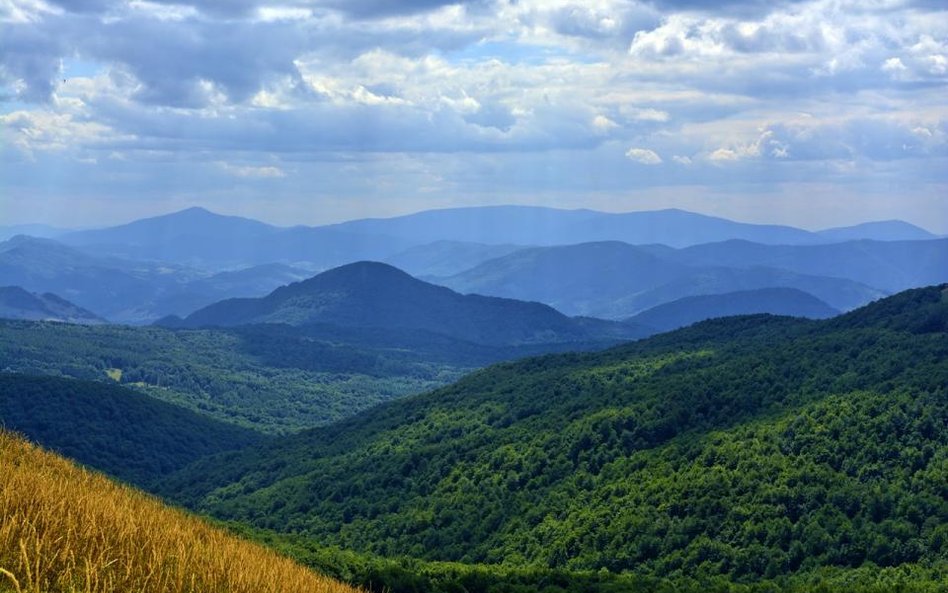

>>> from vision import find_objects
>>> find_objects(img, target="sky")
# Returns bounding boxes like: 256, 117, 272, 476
1, 0, 947, 232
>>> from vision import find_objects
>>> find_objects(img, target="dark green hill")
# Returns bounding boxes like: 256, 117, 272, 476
157, 286, 948, 590
0, 373, 265, 486
627, 287, 839, 332
176, 261, 647, 346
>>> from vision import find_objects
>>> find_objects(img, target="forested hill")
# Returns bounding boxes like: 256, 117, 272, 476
172, 261, 647, 346
0, 373, 265, 486
158, 285, 948, 589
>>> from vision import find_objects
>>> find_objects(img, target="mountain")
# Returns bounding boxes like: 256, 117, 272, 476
0, 223, 66, 241
384, 240, 526, 278
436, 241, 885, 318
0, 236, 319, 323
817, 220, 937, 242
157, 285, 948, 591
60, 206, 411, 270
0, 429, 358, 593
53, 207, 939, 274
626, 287, 839, 332
0, 373, 265, 486
672, 238, 948, 294
174, 261, 648, 346
326, 206, 820, 247
149, 263, 313, 318
0, 286, 105, 323
0, 235, 182, 322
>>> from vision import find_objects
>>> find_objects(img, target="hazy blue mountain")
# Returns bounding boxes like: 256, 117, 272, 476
0, 235, 322, 323
384, 240, 525, 278
0, 224, 67, 241
325, 206, 821, 247
438, 242, 691, 317
45, 206, 942, 272
0, 286, 106, 324
627, 287, 839, 332
436, 242, 884, 318
0, 235, 184, 322
618, 266, 885, 316
816, 220, 936, 242
60, 207, 411, 270
150, 263, 313, 318
672, 238, 948, 293
174, 261, 648, 346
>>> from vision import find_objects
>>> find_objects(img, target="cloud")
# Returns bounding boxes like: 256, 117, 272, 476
2, 0, 947, 232
625, 147, 663, 164
219, 162, 286, 178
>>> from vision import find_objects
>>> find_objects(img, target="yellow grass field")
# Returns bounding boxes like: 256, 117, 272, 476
0, 430, 360, 593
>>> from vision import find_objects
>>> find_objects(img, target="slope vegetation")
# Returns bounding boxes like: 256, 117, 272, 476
0, 373, 265, 486
159, 286, 948, 590
0, 320, 463, 434
0, 430, 359, 593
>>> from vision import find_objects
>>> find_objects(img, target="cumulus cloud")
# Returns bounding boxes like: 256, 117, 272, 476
625, 147, 663, 164
218, 162, 286, 178
2, 0, 947, 230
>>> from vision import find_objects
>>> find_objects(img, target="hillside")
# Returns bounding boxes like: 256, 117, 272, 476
157, 286, 948, 591
0, 286, 105, 323
0, 320, 465, 434
627, 288, 839, 332
0, 373, 265, 486
437, 241, 885, 317
175, 261, 647, 346
0, 430, 359, 593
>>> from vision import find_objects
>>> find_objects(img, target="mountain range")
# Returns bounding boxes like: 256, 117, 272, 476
41, 206, 941, 271
2, 206, 945, 329
165, 261, 649, 347
433, 241, 892, 318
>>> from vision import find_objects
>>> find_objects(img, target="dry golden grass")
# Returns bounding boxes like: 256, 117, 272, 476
0, 430, 361, 593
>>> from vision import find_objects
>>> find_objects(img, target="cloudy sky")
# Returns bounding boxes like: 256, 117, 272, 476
2, 0, 946, 231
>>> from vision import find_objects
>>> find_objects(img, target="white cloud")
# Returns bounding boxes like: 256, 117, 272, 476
625, 147, 663, 164
218, 162, 286, 178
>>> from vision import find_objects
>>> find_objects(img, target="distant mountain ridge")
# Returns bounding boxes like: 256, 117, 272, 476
323, 205, 937, 248
0, 286, 105, 324
0, 235, 314, 323
169, 261, 649, 346
45, 206, 940, 272
627, 287, 839, 332
435, 241, 889, 318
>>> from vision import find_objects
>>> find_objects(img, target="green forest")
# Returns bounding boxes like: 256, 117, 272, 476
0, 286, 945, 592
155, 286, 948, 592
0, 321, 467, 433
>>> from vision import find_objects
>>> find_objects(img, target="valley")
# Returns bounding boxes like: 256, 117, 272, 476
0, 206, 945, 593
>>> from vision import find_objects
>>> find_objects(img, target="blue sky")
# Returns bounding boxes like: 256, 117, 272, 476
1, 0, 946, 231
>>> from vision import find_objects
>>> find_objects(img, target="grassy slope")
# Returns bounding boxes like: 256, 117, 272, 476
157, 287, 948, 589
0, 430, 360, 593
